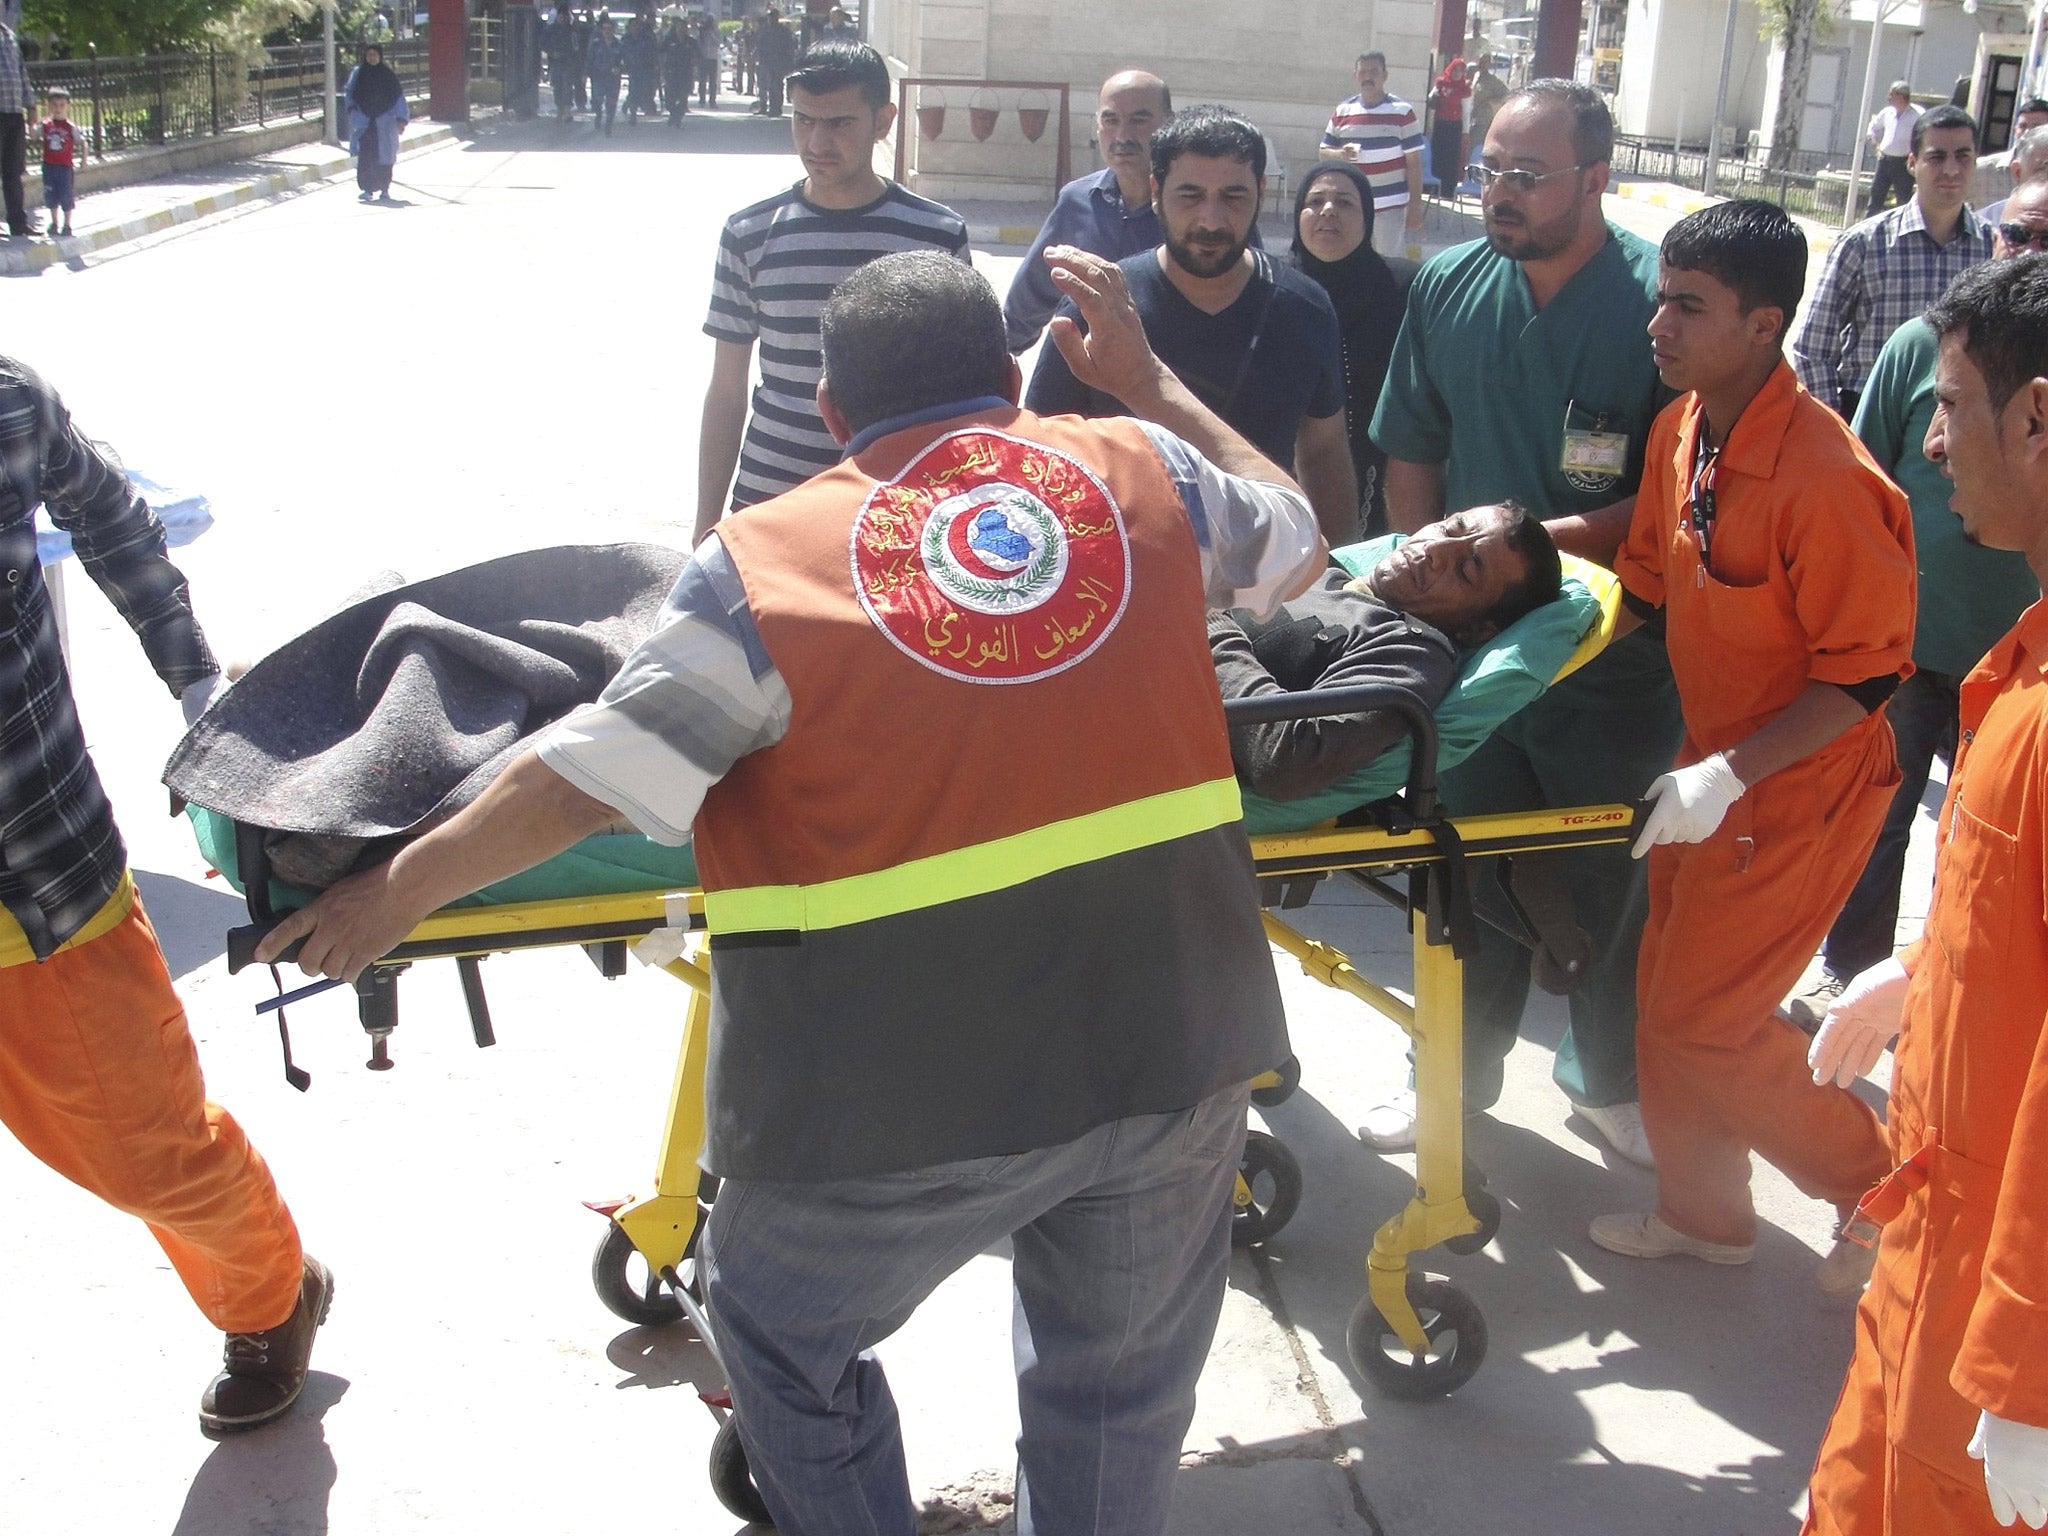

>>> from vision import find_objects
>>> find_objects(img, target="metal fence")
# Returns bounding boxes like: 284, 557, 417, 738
1612, 134, 1858, 224
21, 31, 487, 166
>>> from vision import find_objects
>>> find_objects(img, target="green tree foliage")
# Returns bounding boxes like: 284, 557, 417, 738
21, 0, 245, 54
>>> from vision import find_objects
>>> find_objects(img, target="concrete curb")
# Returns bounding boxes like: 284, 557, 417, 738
2, 121, 464, 276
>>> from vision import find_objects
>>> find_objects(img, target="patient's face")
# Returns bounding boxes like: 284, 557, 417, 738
1355, 505, 1529, 640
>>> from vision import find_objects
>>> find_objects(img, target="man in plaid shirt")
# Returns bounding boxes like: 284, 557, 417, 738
1791, 104, 1994, 418
0, 355, 330, 1434
0, 16, 33, 237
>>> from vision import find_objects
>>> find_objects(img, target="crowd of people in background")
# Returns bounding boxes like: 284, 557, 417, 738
537, 4, 860, 133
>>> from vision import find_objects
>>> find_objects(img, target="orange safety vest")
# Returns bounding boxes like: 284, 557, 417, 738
696, 406, 1287, 1181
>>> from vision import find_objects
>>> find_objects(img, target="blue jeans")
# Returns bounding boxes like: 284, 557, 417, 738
1821, 667, 1960, 981
699, 1085, 1248, 1536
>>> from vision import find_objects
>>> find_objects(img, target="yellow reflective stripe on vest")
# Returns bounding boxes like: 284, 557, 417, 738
704, 777, 1243, 936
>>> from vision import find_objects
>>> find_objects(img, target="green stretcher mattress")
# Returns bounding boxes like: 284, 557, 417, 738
186, 804, 698, 913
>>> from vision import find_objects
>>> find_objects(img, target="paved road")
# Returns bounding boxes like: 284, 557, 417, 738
0, 115, 1927, 1535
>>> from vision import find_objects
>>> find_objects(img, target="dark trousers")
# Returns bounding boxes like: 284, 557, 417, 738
762, 67, 786, 115
592, 73, 619, 130
356, 149, 393, 196
1439, 650, 1686, 1110
1820, 668, 1961, 982
698, 65, 717, 105
1866, 154, 1912, 217
1, 112, 28, 235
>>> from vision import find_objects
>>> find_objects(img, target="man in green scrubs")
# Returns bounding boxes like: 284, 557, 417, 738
1782, 181, 2045, 1030
1366, 79, 1682, 1165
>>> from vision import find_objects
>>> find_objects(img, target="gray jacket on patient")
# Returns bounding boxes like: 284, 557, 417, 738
1209, 566, 1458, 803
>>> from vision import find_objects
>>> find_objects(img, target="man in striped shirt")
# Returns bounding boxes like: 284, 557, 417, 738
695, 42, 969, 542
1318, 51, 1425, 258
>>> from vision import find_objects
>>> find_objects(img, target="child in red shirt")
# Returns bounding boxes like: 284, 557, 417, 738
39, 88, 80, 238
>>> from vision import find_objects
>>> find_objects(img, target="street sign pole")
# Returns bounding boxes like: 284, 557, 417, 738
324, 1, 340, 145
1702, 0, 1741, 196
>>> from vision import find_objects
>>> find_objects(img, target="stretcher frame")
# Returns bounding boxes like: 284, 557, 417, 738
222, 687, 1643, 1410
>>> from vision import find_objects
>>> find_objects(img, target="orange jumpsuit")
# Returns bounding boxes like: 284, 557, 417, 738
1614, 361, 1913, 1246
1805, 601, 2048, 1535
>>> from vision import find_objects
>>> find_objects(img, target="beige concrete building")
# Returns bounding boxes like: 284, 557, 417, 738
867, 0, 1442, 203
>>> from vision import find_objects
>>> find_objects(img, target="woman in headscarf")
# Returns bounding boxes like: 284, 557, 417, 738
343, 44, 408, 204
1290, 161, 1411, 539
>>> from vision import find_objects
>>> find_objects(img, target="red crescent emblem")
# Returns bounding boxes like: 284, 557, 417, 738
851, 429, 1133, 685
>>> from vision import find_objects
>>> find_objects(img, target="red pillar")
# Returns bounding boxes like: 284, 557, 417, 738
430, 0, 468, 121
1532, 0, 1585, 79
1433, 0, 1470, 72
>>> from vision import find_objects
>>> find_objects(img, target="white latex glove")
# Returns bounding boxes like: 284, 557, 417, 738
1631, 752, 1744, 859
1971, 1411, 2048, 1529
1809, 956, 1909, 1087
179, 671, 227, 728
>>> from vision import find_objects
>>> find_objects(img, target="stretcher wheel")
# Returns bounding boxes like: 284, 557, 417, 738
592, 1219, 698, 1326
1249, 1053, 1302, 1108
710, 1416, 772, 1524
1348, 1273, 1487, 1399
1442, 1188, 1503, 1256
1231, 1130, 1303, 1248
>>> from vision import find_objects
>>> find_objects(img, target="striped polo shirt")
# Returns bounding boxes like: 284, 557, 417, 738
1319, 93, 1424, 212
703, 181, 971, 511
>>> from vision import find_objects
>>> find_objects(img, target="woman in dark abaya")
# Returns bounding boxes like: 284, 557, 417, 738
1290, 160, 1412, 540
343, 44, 408, 203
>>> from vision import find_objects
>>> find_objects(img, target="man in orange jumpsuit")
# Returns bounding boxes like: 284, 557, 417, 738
1586, 200, 1914, 1291
1802, 253, 2048, 1533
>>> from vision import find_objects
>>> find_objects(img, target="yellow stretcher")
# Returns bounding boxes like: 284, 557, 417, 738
224, 775, 1641, 1519
216, 566, 1638, 1522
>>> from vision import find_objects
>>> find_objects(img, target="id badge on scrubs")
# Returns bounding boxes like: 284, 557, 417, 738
1561, 429, 1629, 480
1560, 399, 1630, 494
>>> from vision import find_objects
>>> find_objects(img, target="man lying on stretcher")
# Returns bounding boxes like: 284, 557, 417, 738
1212, 500, 1563, 801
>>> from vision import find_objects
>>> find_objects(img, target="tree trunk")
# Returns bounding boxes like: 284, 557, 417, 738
1769, 0, 1819, 171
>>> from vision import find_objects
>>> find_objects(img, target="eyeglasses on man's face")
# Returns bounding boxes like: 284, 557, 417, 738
1473, 163, 1584, 194
1997, 220, 2048, 251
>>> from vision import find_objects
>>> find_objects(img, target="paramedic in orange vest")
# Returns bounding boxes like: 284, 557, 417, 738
256, 246, 1325, 1536
1584, 201, 1914, 1293
1802, 253, 2048, 1535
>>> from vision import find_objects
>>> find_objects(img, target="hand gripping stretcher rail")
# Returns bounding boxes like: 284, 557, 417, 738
210, 654, 1644, 1524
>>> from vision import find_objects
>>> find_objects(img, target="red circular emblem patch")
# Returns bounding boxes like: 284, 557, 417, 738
850, 429, 1133, 684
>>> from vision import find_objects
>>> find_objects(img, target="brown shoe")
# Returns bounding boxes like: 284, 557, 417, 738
199, 1256, 334, 1433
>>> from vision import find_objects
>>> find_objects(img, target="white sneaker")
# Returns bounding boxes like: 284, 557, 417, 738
1356, 1089, 1418, 1152
1588, 1212, 1754, 1265
1578, 1101, 1655, 1168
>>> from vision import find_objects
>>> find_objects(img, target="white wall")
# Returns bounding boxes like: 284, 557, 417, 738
1613, 0, 1770, 144
877, 0, 1446, 203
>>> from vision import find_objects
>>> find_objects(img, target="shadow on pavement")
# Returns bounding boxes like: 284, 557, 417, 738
606, 1322, 722, 1394
467, 109, 798, 156
1249, 1080, 1846, 1534
136, 868, 251, 980
173, 1373, 347, 1536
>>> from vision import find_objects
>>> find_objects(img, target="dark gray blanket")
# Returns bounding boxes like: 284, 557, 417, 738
163, 542, 688, 888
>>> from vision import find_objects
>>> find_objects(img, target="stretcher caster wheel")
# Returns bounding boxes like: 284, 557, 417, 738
1231, 1129, 1303, 1248
592, 1220, 697, 1326
1348, 1273, 1487, 1399
1442, 1188, 1503, 1256
1249, 1053, 1302, 1108
710, 1416, 773, 1525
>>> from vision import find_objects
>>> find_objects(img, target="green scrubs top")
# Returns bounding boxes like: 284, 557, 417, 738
1370, 223, 1672, 705
1853, 317, 2039, 679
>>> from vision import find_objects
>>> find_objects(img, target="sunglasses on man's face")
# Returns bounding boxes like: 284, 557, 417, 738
1998, 221, 2048, 251
1472, 163, 1583, 194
